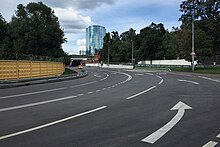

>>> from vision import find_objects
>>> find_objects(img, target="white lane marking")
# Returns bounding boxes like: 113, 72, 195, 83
102, 88, 106, 90
87, 92, 93, 94
156, 75, 164, 85
177, 79, 199, 85
0, 106, 107, 140
94, 74, 101, 78
0, 95, 77, 112
96, 90, 101, 92
70, 81, 97, 88
198, 76, 220, 83
100, 73, 109, 81
0, 87, 67, 100
77, 94, 84, 96
142, 101, 192, 144
126, 86, 156, 100
145, 73, 154, 76
135, 74, 144, 76
0, 81, 97, 100
217, 134, 220, 138
158, 79, 164, 85
202, 141, 218, 147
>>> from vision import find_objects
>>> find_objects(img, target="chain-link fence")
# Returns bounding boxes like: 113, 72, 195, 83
0, 52, 64, 62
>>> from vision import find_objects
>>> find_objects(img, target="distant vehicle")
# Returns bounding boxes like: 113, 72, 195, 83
78, 65, 83, 69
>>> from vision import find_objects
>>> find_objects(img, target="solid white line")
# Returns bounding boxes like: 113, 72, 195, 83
0, 95, 77, 112
70, 81, 97, 88
177, 79, 199, 85
0, 81, 97, 100
100, 73, 109, 81
158, 79, 164, 85
156, 76, 163, 85
0, 106, 107, 140
217, 133, 220, 138
198, 76, 220, 83
0, 87, 67, 100
126, 86, 156, 100
202, 141, 218, 147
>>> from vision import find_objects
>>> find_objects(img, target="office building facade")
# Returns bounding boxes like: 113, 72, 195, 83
86, 25, 106, 55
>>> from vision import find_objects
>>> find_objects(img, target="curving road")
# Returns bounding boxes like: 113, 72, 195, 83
0, 67, 220, 147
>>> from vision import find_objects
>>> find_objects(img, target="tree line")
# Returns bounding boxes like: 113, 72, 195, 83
0, 2, 68, 63
100, 0, 219, 65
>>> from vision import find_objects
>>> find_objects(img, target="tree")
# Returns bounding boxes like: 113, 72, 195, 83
136, 23, 166, 63
180, 0, 220, 64
8, 2, 66, 58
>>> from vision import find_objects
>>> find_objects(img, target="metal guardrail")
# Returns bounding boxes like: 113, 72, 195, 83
0, 60, 65, 80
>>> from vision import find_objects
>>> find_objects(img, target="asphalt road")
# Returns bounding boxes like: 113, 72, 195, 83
0, 67, 220, 147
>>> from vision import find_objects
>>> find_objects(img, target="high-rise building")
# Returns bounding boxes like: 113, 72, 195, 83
86, 25, 106, 55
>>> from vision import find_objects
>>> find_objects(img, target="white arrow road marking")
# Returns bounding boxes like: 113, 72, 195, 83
141, 101, 192, 144
0, 106, 107, 140
177, 79, 199, 85
202, 141, 218, 147
217, 134, 220, 138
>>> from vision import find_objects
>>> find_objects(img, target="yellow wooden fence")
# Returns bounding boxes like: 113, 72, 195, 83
0, 60, 65, 80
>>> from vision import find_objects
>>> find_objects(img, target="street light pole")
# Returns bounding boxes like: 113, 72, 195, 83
107, 39, 110, 66
131, 39, 134, 66
191, 1, 195, 71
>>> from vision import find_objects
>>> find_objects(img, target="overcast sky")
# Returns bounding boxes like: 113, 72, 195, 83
0, 0, 182, 55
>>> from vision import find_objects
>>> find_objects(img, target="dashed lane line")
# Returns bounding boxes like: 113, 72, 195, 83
177, 79, 199, 85
126, 86, 157, 100
0, 81, 97, 100
202, 133, 220, 147
0, 106, 107, 140
0, 71, 132, 112
202, 141, 218, 147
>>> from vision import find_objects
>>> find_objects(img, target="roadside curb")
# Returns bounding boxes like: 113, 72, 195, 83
0, 72, 87, 89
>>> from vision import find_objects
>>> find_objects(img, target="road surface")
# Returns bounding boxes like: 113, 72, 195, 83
0, 67, 220, 147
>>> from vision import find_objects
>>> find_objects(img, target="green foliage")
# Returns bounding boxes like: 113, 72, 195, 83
63, 68, 77, 75
179, 0, 220, 63
0, 2, 66, 60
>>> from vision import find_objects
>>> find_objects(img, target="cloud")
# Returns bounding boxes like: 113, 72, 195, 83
76, 39, 86, 46
33, 0, 116, 10
54, 8, 93, 33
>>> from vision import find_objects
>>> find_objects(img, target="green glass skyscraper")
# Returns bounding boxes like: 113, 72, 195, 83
86, 25, 106, 55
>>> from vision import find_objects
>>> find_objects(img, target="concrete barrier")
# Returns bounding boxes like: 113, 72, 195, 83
86, 63, 133, 69
138, 59, 197, 66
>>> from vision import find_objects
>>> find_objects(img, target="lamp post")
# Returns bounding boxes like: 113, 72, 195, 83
191, 0, 195, 71
107, 39, 110, 66
131, 39, 134, 66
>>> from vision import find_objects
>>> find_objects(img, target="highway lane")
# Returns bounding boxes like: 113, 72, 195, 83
0, 68, 220, 147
